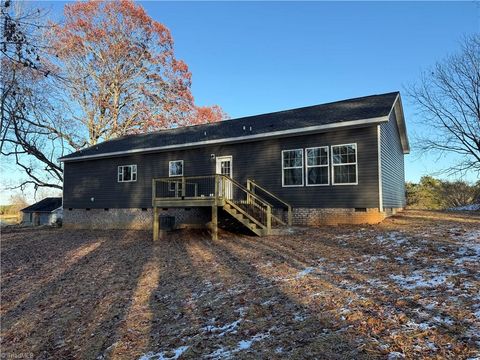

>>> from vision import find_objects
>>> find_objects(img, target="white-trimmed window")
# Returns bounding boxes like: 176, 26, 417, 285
282, 149, 304, 187
332, 143, 357, 185
118, 165, 137, 182
306, 146, 329, 186
169, 160, 183, 177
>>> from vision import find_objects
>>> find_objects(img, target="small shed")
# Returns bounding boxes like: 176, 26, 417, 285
21, 197, 63, 226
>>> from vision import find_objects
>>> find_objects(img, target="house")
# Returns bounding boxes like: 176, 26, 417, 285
59, 92, 409, 239
21, 197, 63, 226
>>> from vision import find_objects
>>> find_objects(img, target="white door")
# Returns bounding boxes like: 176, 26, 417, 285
216, 156, 233, 198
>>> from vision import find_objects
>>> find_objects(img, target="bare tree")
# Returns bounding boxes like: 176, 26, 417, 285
8, 192, 28, 213
1, 1, 65, 192
440, 180, 479, 208
407, 34, 480, 176
1, 63, 65, 190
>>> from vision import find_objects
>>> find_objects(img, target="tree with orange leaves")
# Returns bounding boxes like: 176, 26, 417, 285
1, 0, 226, 193
50, 0, 226, 146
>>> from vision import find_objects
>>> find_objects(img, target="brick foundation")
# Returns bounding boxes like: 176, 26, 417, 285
64, 207, 403, 230
63, 208, 210, 230
292, 208, 394, 226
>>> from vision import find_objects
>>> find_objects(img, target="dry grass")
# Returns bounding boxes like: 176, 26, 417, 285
1, 210, 479, 359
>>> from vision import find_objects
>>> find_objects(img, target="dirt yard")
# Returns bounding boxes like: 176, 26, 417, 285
1, 210, 479, 359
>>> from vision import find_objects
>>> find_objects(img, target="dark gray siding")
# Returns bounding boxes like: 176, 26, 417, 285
63, 127, 380, 209
380, 111, 406, 208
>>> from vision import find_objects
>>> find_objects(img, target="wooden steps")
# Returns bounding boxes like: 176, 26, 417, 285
222, 202, 265, 236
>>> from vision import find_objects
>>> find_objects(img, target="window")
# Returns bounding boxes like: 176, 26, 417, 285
282, 149, 304, 187
332, 143, 357, 185
118, 165, 137, 182
306, 147, 329, 186
169, 160, 183, 177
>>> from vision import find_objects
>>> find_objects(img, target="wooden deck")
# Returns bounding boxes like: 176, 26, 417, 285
151, 175, 292, 240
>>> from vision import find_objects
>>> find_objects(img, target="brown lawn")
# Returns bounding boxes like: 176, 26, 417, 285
1, 210, 479, 359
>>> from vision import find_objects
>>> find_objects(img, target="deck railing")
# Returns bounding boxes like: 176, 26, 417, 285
153, 175, 218, 200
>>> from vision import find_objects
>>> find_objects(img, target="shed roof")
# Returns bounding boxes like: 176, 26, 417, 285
60, 91, 407, 162
21, 197, 62, 213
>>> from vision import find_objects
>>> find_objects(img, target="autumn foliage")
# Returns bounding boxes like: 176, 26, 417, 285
50, 0, 225, 144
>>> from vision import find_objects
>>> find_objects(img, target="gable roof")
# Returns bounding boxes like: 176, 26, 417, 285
21, 197, 62, 213
60, 91, 408, 162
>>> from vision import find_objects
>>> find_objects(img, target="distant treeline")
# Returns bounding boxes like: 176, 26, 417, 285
406, 176, 480, 210
0, 195, 28, 215
0, 205, 15, 215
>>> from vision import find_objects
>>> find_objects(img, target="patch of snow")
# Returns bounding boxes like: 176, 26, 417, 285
422, 302, 437, 311
405, 320, 434, 331
294, 312, 307, 321
425, 341, 438, 351
448, 203, 480, 211
405, 248, 420, 258
139, 346, 189, 360
207, 332, 270, 359
238, 333, 269, 350
474, 310, 480, 319
375, 232, 409, 248
362, 255, 389, 262
296, 267, 315, 278
451, 231, 480, 265
432, 315, 454, 326
387, 351, 405, 359
389, 266, 465, 290
203, 319, 241, 336
454, 230, 480, 243
261, 299, 274, 306
235, 306, 247, 317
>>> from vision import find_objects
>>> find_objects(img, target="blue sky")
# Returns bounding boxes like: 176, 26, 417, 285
1, 1, 478, 203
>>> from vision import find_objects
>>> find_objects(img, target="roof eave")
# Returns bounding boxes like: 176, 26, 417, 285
59, 116, 389, 163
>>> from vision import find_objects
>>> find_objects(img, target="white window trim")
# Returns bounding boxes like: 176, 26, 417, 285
305, 146, 330, 186
331, 143, 358, 186
169, 160, 184, 177
281, 149, 304, 187
117, 164, 137, 183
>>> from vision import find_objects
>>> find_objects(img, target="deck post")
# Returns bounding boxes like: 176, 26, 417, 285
266, 205, 272, 235
287, 206, 293, 226
152, 179, 159, 241
153, 206, 159, 241
211, 205, 218, 241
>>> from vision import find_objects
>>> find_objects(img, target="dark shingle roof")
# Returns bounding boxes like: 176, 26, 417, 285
21, 197, 62, 213
60, 92, 399, 161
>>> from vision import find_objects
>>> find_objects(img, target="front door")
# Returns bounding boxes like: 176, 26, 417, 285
216, 156, 233, 198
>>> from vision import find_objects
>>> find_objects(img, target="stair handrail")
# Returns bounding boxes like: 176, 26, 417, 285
217, 175, 274, 208
218, 174, 272, 234
246, 179, 292, 226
